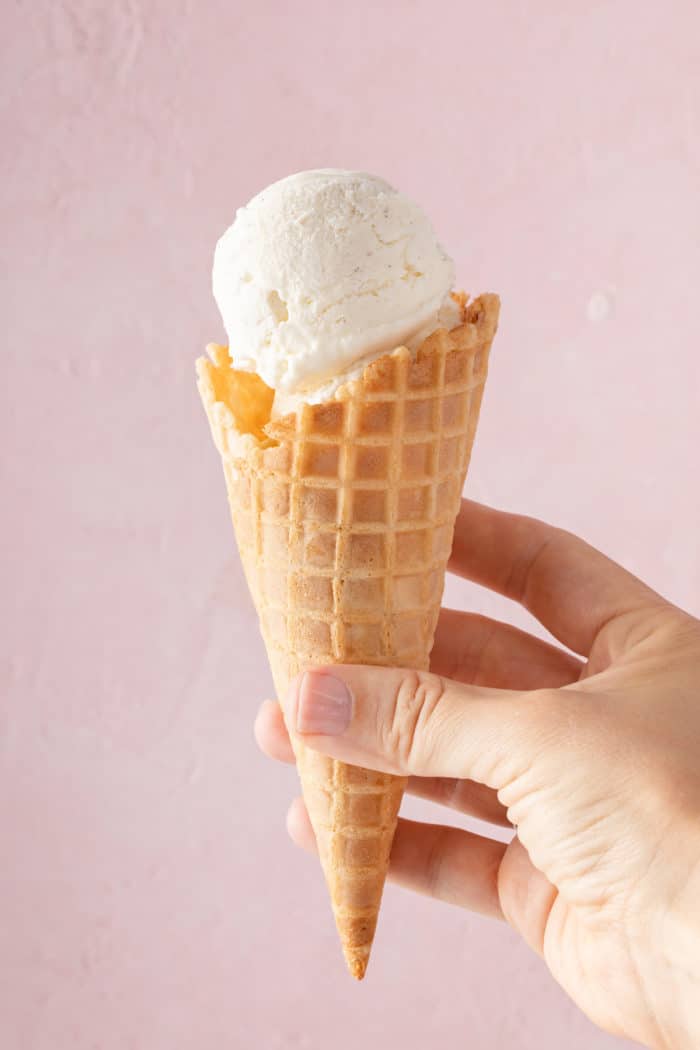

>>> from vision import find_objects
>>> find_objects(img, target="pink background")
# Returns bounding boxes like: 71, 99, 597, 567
3, 2, 699, 1048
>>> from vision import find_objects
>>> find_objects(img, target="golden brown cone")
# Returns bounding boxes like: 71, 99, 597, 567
197, 293, 500, 979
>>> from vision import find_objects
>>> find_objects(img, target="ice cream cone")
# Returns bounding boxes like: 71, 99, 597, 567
197, 292, 499, 978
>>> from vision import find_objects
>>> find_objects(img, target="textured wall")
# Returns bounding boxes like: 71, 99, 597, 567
3, 2, 699, 1048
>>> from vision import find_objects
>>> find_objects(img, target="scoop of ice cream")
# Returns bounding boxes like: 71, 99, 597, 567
212, 169, 456, 396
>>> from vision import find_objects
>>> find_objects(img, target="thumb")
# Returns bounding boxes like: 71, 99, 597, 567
284, 666, 562, 791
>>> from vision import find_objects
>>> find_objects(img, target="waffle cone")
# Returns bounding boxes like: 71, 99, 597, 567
197, 293, 500, 979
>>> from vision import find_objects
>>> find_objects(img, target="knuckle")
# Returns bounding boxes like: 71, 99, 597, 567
527, 689, 585, 758
520, 687, 567, 733
488, 688, 569, 791
383, 670, 447, 772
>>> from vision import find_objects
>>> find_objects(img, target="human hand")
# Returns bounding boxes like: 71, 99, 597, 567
255, 500, 700, 1050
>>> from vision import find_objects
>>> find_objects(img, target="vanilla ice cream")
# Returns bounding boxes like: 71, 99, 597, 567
212, 169, 459, 413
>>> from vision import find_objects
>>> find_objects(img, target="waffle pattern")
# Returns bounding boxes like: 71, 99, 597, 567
197, 293, 499, 979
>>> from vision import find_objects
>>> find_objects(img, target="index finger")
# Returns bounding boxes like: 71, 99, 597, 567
449, 500, 660, 655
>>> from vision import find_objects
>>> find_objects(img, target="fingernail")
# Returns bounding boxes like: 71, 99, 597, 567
293, 671, 352, 735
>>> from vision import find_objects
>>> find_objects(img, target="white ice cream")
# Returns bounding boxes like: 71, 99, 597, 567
212, 169, 458, 412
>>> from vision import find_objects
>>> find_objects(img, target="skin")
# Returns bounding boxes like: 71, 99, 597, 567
255, 500, 700, 1049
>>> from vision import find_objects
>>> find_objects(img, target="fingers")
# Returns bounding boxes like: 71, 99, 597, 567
256, 699, 510, 825
497, 836, 558, 957
448, 500, 660, 655
288, 796, 557, 954
257, 608, 581, 764
254, 699, 295, 763
257, 602, 581, 781
286, 796, 506, 919
407, 776, 511, 827
284, 666, 560, 788
431, 608, 581, 689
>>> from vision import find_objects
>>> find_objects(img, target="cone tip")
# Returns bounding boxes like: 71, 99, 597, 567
345, 950, 369, 981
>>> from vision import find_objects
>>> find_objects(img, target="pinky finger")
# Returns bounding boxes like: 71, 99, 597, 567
286, 797, 506, 920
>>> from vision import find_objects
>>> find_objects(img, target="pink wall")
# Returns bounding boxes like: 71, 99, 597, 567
3, 2, 699, 1048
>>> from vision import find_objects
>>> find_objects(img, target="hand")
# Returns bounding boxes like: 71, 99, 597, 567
255, 500, 700, 1050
